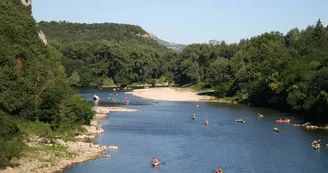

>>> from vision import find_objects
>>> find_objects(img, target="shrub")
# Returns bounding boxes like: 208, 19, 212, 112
0, 113, 24, 168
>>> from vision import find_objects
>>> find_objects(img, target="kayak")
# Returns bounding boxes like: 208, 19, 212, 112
276, 119, 290, 123
235, 119, 245, 123
273, 128, 280, 132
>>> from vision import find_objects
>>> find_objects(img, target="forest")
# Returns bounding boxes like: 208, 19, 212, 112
39, 19, 328, 123
0, 0, 93, 167
1, 0, 328, 169
175, 20, 328, 123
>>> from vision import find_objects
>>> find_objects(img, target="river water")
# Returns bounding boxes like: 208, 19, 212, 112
65, 88, 328, 173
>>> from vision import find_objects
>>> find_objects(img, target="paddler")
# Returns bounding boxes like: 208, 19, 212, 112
205, 120, 209, 125
312, 139, 321, 145
152, 156, 160, 164
215, 168, 223, 173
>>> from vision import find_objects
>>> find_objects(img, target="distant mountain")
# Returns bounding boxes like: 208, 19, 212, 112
147, 33, 187, 52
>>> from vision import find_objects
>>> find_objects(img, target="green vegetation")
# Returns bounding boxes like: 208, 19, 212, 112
38, 21, 177, 87
0, 0, 93, 168
1, 0, 328, 169
39, 18, 328, 123
175, 20, 328, 122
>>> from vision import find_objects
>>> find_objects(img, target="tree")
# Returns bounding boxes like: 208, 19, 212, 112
68, 71, 80, 86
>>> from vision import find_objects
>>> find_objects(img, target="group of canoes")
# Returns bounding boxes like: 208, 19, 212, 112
192, 105, 210, 125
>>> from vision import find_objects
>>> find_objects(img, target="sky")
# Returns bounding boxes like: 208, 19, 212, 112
32, 0, 328, 45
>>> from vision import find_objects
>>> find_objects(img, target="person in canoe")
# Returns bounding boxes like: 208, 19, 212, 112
215, 167, 223, 173
312, 143, 321, 149
192, 113, 196, 119
312, 139, 321, 145
151, 156, 161, 166
273, 127, 280, 132
258, 113, 264, 118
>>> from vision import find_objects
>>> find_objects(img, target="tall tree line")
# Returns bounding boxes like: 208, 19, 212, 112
0, 0, 93, 167
175, 20, 328, 122
39, 20, 328, 122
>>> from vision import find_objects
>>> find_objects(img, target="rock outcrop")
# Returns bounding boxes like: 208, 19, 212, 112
38, 30, 48, 46
21, 0, 31, 6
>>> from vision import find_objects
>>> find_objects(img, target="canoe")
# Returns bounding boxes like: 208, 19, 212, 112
274, 128, 280, 132
235, 119, 245, 123
312, 145, 321, 149
276, 119, 290, 123
151, 160, 161, 166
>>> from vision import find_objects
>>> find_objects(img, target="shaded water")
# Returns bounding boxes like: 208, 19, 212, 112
66, 88, 328, 173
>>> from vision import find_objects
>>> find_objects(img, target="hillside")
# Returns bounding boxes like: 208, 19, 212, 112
38, 21, 178, 87
0, 0, 94, 168
147, 33, 186, 52
38, 21, 167, 51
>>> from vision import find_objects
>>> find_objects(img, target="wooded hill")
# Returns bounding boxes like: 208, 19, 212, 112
38, 21, 177, 87
0, 0, 93, 167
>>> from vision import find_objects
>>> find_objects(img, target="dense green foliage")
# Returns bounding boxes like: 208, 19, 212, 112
38, 21, 176, 87
39, 19, 328, 123
175, 20, 328, 122
0, 0, 94, 168
1, 0, 328, 169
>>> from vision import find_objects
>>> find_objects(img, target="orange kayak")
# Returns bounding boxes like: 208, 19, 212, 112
276, 119, 290, 123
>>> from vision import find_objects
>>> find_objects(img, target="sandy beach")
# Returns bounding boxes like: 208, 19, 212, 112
127, 87, 211, 102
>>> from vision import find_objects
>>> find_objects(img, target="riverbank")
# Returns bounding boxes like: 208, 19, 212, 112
126, 87, 238, 104
127, 87, 213, 102
0, 106, 139, 173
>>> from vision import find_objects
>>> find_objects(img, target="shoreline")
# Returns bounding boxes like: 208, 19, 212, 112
126, 87, 238, 104
0, 106, 139, 173
126, 87, 213, 102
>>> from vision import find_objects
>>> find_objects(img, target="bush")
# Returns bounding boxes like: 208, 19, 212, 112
149, 79, 157, 87
102, 77, 115, 87
158, 76, 166, 83
58, 95, 94, 125
18, 120, 53, 138
0, 113, 24, 168
214, 83, 232, 98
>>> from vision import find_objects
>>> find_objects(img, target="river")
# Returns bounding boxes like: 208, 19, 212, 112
65, 88, 328, 173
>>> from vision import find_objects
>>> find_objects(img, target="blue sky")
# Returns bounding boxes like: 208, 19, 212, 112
32, 0, 328, 44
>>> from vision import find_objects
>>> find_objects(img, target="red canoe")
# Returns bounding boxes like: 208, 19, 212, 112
276, 119, 290, 123
151, 160, 161, 166
151, 157, 161, 166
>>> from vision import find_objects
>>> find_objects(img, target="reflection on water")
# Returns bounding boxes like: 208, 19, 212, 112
65, 88, 328, 173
